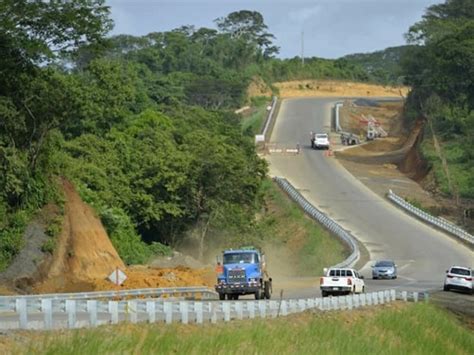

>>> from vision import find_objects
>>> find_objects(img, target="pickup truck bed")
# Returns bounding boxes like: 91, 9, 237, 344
320, 268, 365, 297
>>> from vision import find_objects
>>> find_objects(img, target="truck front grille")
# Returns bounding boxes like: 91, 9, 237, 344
228, 269, 246, 283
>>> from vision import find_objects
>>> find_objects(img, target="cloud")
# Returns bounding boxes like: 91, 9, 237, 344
288, 6, 322, 23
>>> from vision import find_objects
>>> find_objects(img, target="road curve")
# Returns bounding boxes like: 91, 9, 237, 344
267, 97, 473, 294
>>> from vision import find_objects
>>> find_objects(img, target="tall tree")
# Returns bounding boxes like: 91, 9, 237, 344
215, 10, 279, 59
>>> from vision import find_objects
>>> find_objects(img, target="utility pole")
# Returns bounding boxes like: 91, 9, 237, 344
301, 30, 305, 66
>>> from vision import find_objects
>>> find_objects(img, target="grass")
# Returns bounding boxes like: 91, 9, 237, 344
226, 179, 348, 276
241, 97, 269, 135
403, 196, 440, 217
421, 138, 474, 199
14, 303, 473, 354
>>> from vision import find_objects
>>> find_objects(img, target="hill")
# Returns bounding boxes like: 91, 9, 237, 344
342, 45, 414, 84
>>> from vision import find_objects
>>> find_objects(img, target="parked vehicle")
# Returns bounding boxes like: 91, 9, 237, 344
443, 266, 473, 294
371, 260, 397, 279
215, 247, 272, 300
320, 267, 365, 297
310, 132, 330, 149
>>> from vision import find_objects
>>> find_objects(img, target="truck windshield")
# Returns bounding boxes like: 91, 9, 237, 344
223, 253, 258, 264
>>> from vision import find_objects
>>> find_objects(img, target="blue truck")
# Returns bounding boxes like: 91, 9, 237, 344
215, 247, 272, 300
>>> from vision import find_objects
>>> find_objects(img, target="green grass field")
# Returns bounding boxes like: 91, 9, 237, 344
15, 303, 473, 354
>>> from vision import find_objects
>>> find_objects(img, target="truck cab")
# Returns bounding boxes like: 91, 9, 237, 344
215, 248, 272, 300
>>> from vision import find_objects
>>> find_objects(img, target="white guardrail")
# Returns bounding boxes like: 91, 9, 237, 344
0, 286, 216, 304
0, 290, 426, 330
387, 190, 474, 245
262, 96, 278, 140
274, 177, 360, 268
334, 102, 343, 132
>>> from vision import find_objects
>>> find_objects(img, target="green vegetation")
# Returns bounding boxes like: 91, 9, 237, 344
241, 97, 269, 136
401, 0, 474, 199
212, 179, 347, 275
0, 3, 375, 270
18, 303, 474, 354
258, 57, 370, 83
343, 45, 413, 84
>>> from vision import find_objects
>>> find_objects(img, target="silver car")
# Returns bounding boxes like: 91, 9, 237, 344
372, 260, 397, 279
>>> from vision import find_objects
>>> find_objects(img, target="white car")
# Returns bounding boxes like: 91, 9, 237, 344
311, 133, 330, 150
443, 266, 473, 294
320, 267, 365, 297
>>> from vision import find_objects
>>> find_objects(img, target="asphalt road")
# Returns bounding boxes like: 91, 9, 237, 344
266, 97, 473, 298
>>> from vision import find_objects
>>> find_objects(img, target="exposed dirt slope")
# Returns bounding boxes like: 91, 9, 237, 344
275, 80, 409, 98
336, 119, 425, 167
35, 180, 125, 291
247, 76, 272, 98
332, 100, 437, 208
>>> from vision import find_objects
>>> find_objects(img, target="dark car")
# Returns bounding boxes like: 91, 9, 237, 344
371, 260, 397, 279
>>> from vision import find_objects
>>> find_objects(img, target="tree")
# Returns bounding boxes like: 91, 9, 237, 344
215, 10, 279, 59
0, 0, 112, 64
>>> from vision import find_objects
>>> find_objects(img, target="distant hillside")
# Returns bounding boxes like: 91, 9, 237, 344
342, 45, 414, 84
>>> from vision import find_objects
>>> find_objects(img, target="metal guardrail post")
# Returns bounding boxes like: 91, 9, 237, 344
41, 299, 53, 330
87, 300, 98, 327
109, 301, 118, 324
66, 300, 76, 329
16, 299, 28, 329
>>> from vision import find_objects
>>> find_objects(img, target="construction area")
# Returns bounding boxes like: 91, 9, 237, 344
332, 98, 468, 228
0, 180, 214, 296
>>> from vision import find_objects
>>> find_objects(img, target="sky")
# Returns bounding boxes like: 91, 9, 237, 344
108, 0, 440, 59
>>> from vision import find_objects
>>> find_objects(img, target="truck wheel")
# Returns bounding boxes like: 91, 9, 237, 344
255, 290, 262, 300
264, 281, 271, 299
234, 294, 239, 300
321, 290, 327, 298
219, 293, 225, 301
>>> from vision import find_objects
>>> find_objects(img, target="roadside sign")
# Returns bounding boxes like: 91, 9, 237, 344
108, 268, 127, 286
255, 134, 265, 143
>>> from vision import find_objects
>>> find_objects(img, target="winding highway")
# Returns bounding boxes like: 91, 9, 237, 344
267, 98, 473, 297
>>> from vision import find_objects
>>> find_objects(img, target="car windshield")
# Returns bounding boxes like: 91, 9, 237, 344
316, 134, 328, 139
450, 268, 470, 276
375, 261, 394, 267
223, 252, 258, 264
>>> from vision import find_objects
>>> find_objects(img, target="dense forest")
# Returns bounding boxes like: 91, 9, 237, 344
1, 0, 470, 271
401, 0, 474, 200
0, 2, 372, 269
343, 45, 413, 84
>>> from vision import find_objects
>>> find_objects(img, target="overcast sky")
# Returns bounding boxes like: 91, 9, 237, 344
108, 0, 439, 59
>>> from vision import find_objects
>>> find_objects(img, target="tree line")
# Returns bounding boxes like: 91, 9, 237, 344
401, 0, 474, 199
0, 1, 416, 269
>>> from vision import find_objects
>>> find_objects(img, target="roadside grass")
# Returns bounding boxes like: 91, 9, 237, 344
20, 303, 474, 354
422, 138, 474, 199
236, 179, 348, 276
241, 97, 269, 136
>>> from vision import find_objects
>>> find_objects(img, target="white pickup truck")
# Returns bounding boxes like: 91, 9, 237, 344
320, 267, 365, 297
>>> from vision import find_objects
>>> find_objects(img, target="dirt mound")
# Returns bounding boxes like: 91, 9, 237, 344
149, 251, 208, 269
275, 80, 410, 98
33, 266, 214, 293
39, 180, 125, 288
247, 76, 272, 98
